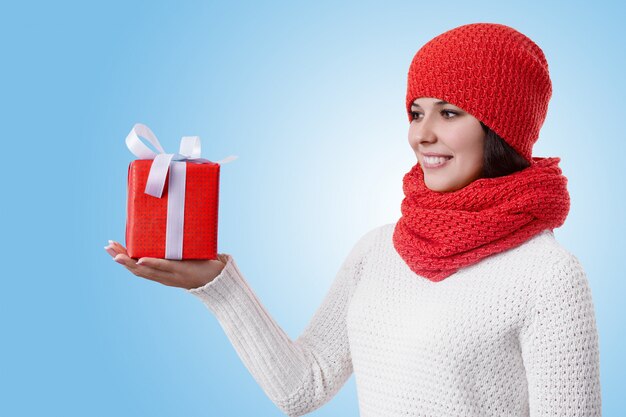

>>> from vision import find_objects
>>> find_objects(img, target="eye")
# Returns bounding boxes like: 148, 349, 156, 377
410, 111, 421, 120
410, 109, 458, 120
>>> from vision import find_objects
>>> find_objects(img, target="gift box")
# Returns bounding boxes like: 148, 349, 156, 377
124, 123, 237, 260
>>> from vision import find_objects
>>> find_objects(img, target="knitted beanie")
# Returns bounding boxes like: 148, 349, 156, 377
405, 23, 552, 163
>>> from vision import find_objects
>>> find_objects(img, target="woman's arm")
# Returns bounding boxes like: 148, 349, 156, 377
519, 253, 602, 416
187, 226, 380, 416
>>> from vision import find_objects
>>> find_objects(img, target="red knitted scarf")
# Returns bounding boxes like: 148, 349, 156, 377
392, 157, 570, 282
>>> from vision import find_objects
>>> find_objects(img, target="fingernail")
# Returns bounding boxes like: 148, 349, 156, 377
104, 246, 117, 257
108, 240, 115, 245
113, 255, 123, 264
137, 259, 144, 265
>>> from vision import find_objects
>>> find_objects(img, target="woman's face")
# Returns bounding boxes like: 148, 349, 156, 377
408, 97, 486, 192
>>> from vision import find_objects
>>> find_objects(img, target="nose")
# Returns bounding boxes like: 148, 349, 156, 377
409, 113, 437, 146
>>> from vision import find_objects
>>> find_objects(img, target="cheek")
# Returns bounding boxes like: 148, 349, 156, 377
447, 126, 483, 156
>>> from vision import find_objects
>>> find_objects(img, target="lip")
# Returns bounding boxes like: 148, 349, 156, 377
421, 153, 453, 169
421, 152, 453, 157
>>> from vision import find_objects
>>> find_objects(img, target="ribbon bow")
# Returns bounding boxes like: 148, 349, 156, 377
125, 123, 237, 259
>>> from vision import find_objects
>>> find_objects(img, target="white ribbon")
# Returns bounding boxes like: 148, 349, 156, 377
125, 123, 237, 259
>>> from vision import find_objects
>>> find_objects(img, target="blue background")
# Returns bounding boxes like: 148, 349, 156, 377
1, 1, 623, 416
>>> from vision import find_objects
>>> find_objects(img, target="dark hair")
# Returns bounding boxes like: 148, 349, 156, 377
479, 122, 530, 178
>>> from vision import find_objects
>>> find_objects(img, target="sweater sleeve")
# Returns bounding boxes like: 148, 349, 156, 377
519, 253, 602, 416
185, 227, 379, 416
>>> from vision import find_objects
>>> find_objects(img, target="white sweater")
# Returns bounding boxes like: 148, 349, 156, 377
187, 223, 602, 416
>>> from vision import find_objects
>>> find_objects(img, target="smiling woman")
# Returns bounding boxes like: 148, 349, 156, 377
390, 22, 600, 415
395, 22, 572, 280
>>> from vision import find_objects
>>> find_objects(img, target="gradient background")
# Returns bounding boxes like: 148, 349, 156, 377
1, 1, 623, 416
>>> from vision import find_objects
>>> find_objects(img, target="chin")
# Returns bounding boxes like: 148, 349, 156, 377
424, 178, 465, 193
425, 180, 451, 192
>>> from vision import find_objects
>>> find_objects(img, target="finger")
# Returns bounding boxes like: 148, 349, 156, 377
109, 240, 129, 255
137, 257, 177, 272
113, 253, 136, 267
114, 254, 175, 285
104, 245, 118, 258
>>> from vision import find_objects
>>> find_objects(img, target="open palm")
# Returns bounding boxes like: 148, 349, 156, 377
104, 240, 226, 290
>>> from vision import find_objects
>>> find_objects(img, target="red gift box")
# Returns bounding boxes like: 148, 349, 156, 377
123, 123, 236, 260
126, 159, 220, 260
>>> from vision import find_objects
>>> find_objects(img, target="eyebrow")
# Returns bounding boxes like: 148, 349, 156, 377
411, 100, 450, 108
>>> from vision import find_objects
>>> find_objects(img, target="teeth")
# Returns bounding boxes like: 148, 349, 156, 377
424, 155, 451, 165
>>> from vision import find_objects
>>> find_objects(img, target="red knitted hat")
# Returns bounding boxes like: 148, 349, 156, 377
406, 23, 552, 163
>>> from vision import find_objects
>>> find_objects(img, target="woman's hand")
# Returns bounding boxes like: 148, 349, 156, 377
104, 240, 226, 290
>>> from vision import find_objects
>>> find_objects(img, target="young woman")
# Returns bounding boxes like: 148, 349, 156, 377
105, 23, 602, 416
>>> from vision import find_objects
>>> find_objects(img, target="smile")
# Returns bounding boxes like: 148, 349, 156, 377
422, 155, 453, 169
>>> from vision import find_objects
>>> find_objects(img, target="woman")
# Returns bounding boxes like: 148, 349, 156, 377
105, 23, 602, 416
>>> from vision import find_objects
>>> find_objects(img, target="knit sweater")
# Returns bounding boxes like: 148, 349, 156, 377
186, 223, 602, 416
